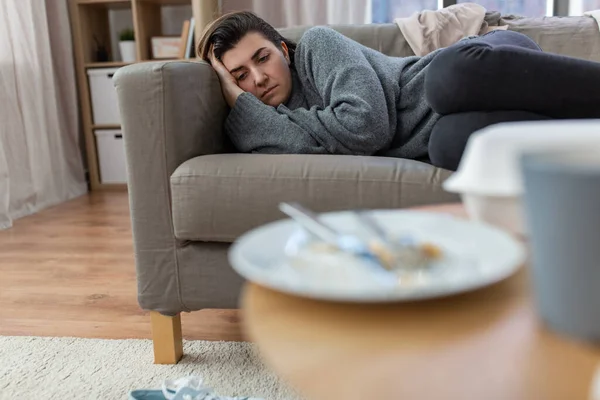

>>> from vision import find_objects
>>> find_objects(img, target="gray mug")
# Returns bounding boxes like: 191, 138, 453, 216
521, 149, 600, 343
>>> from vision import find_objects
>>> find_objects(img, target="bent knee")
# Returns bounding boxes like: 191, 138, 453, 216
429, 41, 494, 77
425, 42, 492, 115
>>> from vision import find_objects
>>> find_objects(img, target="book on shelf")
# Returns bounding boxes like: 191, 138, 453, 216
185, 18, 196, 59
178, 19, 191, 59
177, 18, 196, 60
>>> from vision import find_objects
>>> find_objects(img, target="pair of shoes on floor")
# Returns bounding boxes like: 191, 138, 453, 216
129, 376, 263, 400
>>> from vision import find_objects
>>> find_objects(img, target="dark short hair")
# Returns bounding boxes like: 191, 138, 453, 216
197, 11, 296, 65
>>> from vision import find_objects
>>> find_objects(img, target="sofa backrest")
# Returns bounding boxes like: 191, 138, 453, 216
279, 23, 416, 57
279, 17, 600, 62
501, 15, 600, 61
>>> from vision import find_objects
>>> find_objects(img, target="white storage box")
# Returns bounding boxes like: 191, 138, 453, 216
87, 67, 121, 125
443, 120, 600, 236
94, 130, 127, 184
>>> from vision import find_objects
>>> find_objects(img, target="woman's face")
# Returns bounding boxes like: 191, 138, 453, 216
220, 32, 292, 107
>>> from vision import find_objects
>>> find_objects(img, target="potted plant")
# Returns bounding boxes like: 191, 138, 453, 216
119, 28, 136, 63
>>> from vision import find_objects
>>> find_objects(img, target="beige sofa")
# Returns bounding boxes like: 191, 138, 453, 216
113, 17, 600, 364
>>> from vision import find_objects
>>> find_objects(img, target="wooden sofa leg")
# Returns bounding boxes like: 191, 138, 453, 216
150, 311, 183, 364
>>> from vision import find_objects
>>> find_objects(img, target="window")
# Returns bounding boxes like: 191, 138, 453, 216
372, 0, 439, 22
457, 0, 551, 16
584, 0, 600, 10
371, 0, 592, 21
570, 0, 600, 14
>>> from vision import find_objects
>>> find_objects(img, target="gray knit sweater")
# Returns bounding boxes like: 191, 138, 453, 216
224, 26, 442, 161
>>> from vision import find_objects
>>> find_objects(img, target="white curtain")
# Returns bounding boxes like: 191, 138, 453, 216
222, 0, 372, 27
0, 1, 87, 230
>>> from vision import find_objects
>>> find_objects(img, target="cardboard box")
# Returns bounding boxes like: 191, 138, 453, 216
151, 37, 182, 59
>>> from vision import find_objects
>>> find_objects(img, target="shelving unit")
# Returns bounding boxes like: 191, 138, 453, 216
68, 0, 219, 190
84, 61, 132, 68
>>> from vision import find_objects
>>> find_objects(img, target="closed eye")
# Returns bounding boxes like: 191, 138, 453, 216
235, 53, 269, 80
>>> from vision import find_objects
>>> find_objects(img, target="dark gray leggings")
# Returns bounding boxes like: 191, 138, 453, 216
425, 30, 600, 170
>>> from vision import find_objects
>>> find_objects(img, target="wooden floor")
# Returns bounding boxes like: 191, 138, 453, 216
0, 191, 243, 342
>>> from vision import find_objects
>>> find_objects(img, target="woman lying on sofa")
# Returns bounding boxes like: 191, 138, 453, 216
198, 11, 600, 171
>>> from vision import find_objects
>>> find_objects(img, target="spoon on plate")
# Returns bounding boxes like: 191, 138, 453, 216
279, 202, 442, 273
278, 202, 397, 272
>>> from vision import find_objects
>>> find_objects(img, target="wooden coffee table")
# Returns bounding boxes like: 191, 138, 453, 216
240, 203, 600, 400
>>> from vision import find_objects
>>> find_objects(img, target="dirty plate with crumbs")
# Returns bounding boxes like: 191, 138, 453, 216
229, 210, 526, 303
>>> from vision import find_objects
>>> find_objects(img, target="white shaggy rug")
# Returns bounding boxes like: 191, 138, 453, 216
0, 336, 301, 400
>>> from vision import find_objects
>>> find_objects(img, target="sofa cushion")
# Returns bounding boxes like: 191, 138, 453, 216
170, 154, 458, 242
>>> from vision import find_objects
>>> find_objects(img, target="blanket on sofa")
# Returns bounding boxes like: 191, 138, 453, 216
394, 3, 508, 56
396, 4, 600, 61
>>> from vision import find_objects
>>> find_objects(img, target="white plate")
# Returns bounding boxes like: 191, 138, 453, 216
229, 210, 526, 303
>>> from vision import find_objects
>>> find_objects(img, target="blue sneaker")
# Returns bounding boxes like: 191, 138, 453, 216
129, 376, 263, 400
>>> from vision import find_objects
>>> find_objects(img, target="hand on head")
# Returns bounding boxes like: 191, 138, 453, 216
208, 45, 245, 108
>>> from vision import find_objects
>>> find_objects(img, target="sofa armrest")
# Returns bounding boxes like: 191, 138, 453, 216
113, 60, 227, 314
114, 60, 229, 173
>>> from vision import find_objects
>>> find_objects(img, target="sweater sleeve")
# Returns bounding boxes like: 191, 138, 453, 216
224, 26, 393, 155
